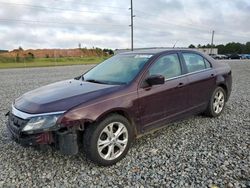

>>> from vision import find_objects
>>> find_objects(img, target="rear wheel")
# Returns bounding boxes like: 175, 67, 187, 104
205, 87, 226, 117
83, 114, 134, 166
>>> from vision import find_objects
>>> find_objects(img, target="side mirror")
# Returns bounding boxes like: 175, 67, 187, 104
145, 75, 165, 86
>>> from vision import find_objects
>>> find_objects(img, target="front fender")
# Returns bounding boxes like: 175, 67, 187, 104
58, 90, 138, 127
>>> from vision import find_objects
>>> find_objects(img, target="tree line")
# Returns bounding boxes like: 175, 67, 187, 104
188, 42, 250, 54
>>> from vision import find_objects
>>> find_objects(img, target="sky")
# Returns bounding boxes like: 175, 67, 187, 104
0, 0, 250, 50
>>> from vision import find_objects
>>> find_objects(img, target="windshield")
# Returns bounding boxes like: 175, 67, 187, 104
83, 54, 152, 85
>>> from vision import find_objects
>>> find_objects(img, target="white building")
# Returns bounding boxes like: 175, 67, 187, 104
196, 48, 218, 55
115, 47, 218, 55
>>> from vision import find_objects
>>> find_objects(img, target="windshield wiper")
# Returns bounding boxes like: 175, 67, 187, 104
85, 79, 107, 84
85, 79, 126, 85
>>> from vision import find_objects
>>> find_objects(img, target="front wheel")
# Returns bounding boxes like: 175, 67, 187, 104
83, 114, 134, 166
205, 87, 226, 117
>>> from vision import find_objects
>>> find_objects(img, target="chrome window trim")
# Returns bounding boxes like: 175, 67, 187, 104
165, 68, 212, 81
183, 67, 213, 76
11, 104, 65, 120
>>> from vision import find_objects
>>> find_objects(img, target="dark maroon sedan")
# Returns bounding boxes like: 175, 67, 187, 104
7, 49, 232, 166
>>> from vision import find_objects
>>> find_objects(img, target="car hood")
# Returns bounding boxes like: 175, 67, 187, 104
14, 79, 120, 114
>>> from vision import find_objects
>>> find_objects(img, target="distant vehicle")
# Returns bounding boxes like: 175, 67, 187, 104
227, 53, 241, 59
225, 54, 231, 59
209, 54, 218, 59
241, 54, 250, 59
209, 54, 227, 60
217, 54, 228, 59
7, 49, 232, 166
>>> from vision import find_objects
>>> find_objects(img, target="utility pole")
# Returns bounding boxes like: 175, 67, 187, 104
210, 30, 215, 54
129, 0, 135, 51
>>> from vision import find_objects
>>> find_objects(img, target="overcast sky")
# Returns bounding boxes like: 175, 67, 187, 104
0, 0, 249, 50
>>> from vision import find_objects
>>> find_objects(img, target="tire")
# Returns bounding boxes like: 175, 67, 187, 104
83, 114, 134, 166
205, 87, 226, 117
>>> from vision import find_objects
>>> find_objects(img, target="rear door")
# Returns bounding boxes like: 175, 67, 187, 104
181, 52, 216, 110
137, 53, 189, 131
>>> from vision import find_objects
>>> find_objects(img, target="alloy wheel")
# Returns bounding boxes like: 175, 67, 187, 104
213, 90, 225, 114
97, 122, 128, 161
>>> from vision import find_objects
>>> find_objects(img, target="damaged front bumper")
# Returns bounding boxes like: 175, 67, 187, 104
6, 108, 81, 155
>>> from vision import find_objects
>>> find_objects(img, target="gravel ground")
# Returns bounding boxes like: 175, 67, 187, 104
0, 60, 249, 188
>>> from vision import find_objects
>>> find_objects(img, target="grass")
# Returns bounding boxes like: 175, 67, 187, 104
0, 56, 108, 69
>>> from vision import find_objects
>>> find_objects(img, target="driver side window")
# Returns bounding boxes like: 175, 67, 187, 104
149, 53, 182, 79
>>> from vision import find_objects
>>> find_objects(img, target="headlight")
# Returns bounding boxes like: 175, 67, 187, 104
22, 114, 62, 132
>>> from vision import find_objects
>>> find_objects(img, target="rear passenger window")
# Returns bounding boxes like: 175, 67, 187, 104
183, 53, 210, 73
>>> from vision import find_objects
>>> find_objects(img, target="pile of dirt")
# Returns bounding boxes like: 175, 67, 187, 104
0, 48, 107, 58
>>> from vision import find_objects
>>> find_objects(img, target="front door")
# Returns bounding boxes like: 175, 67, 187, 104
137, 53, 188, 132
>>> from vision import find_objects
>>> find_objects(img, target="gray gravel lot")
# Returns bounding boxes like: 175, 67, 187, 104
0, 61, 249, 187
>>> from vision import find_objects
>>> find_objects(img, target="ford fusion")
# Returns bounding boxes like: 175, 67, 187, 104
7, 49, 232, 166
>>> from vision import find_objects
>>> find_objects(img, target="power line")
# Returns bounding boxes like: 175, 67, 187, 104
2, 1, 238, 40
134, 9, 212, 31
135, 16, 209, 33
136, 16, 249, 40
0, 18, 128, 28
51, 0, 127, 10
1, 1, 249, 47
134, 9, 250, 40
0, 2, 129, 16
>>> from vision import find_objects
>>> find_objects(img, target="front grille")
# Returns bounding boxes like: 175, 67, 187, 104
8, 113, 29, 137
9, 113, 29, 128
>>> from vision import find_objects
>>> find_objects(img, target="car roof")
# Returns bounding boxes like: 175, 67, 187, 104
119, 48, 200, 55
118, 48, 216, 66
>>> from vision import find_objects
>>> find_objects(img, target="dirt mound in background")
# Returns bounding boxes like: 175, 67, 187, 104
0, 48, 106, 58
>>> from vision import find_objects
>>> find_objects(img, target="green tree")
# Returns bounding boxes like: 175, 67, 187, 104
216, 44, 225, 54
243, 42, 250, 53
188, 44, 195, 48
213, 41, 250, 54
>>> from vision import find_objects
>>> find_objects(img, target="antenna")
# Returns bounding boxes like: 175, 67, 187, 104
173, 40, 178, 48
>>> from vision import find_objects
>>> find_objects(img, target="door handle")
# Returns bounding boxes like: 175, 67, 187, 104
177, 82, 184, 88
211, 73, 215, 77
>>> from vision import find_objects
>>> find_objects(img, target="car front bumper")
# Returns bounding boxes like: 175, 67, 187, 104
6, 113, 54, 146
6, 111, 79, 155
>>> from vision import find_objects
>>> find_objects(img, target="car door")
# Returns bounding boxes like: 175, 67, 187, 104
137, 53, 189, 132
181, 52, 216, 111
